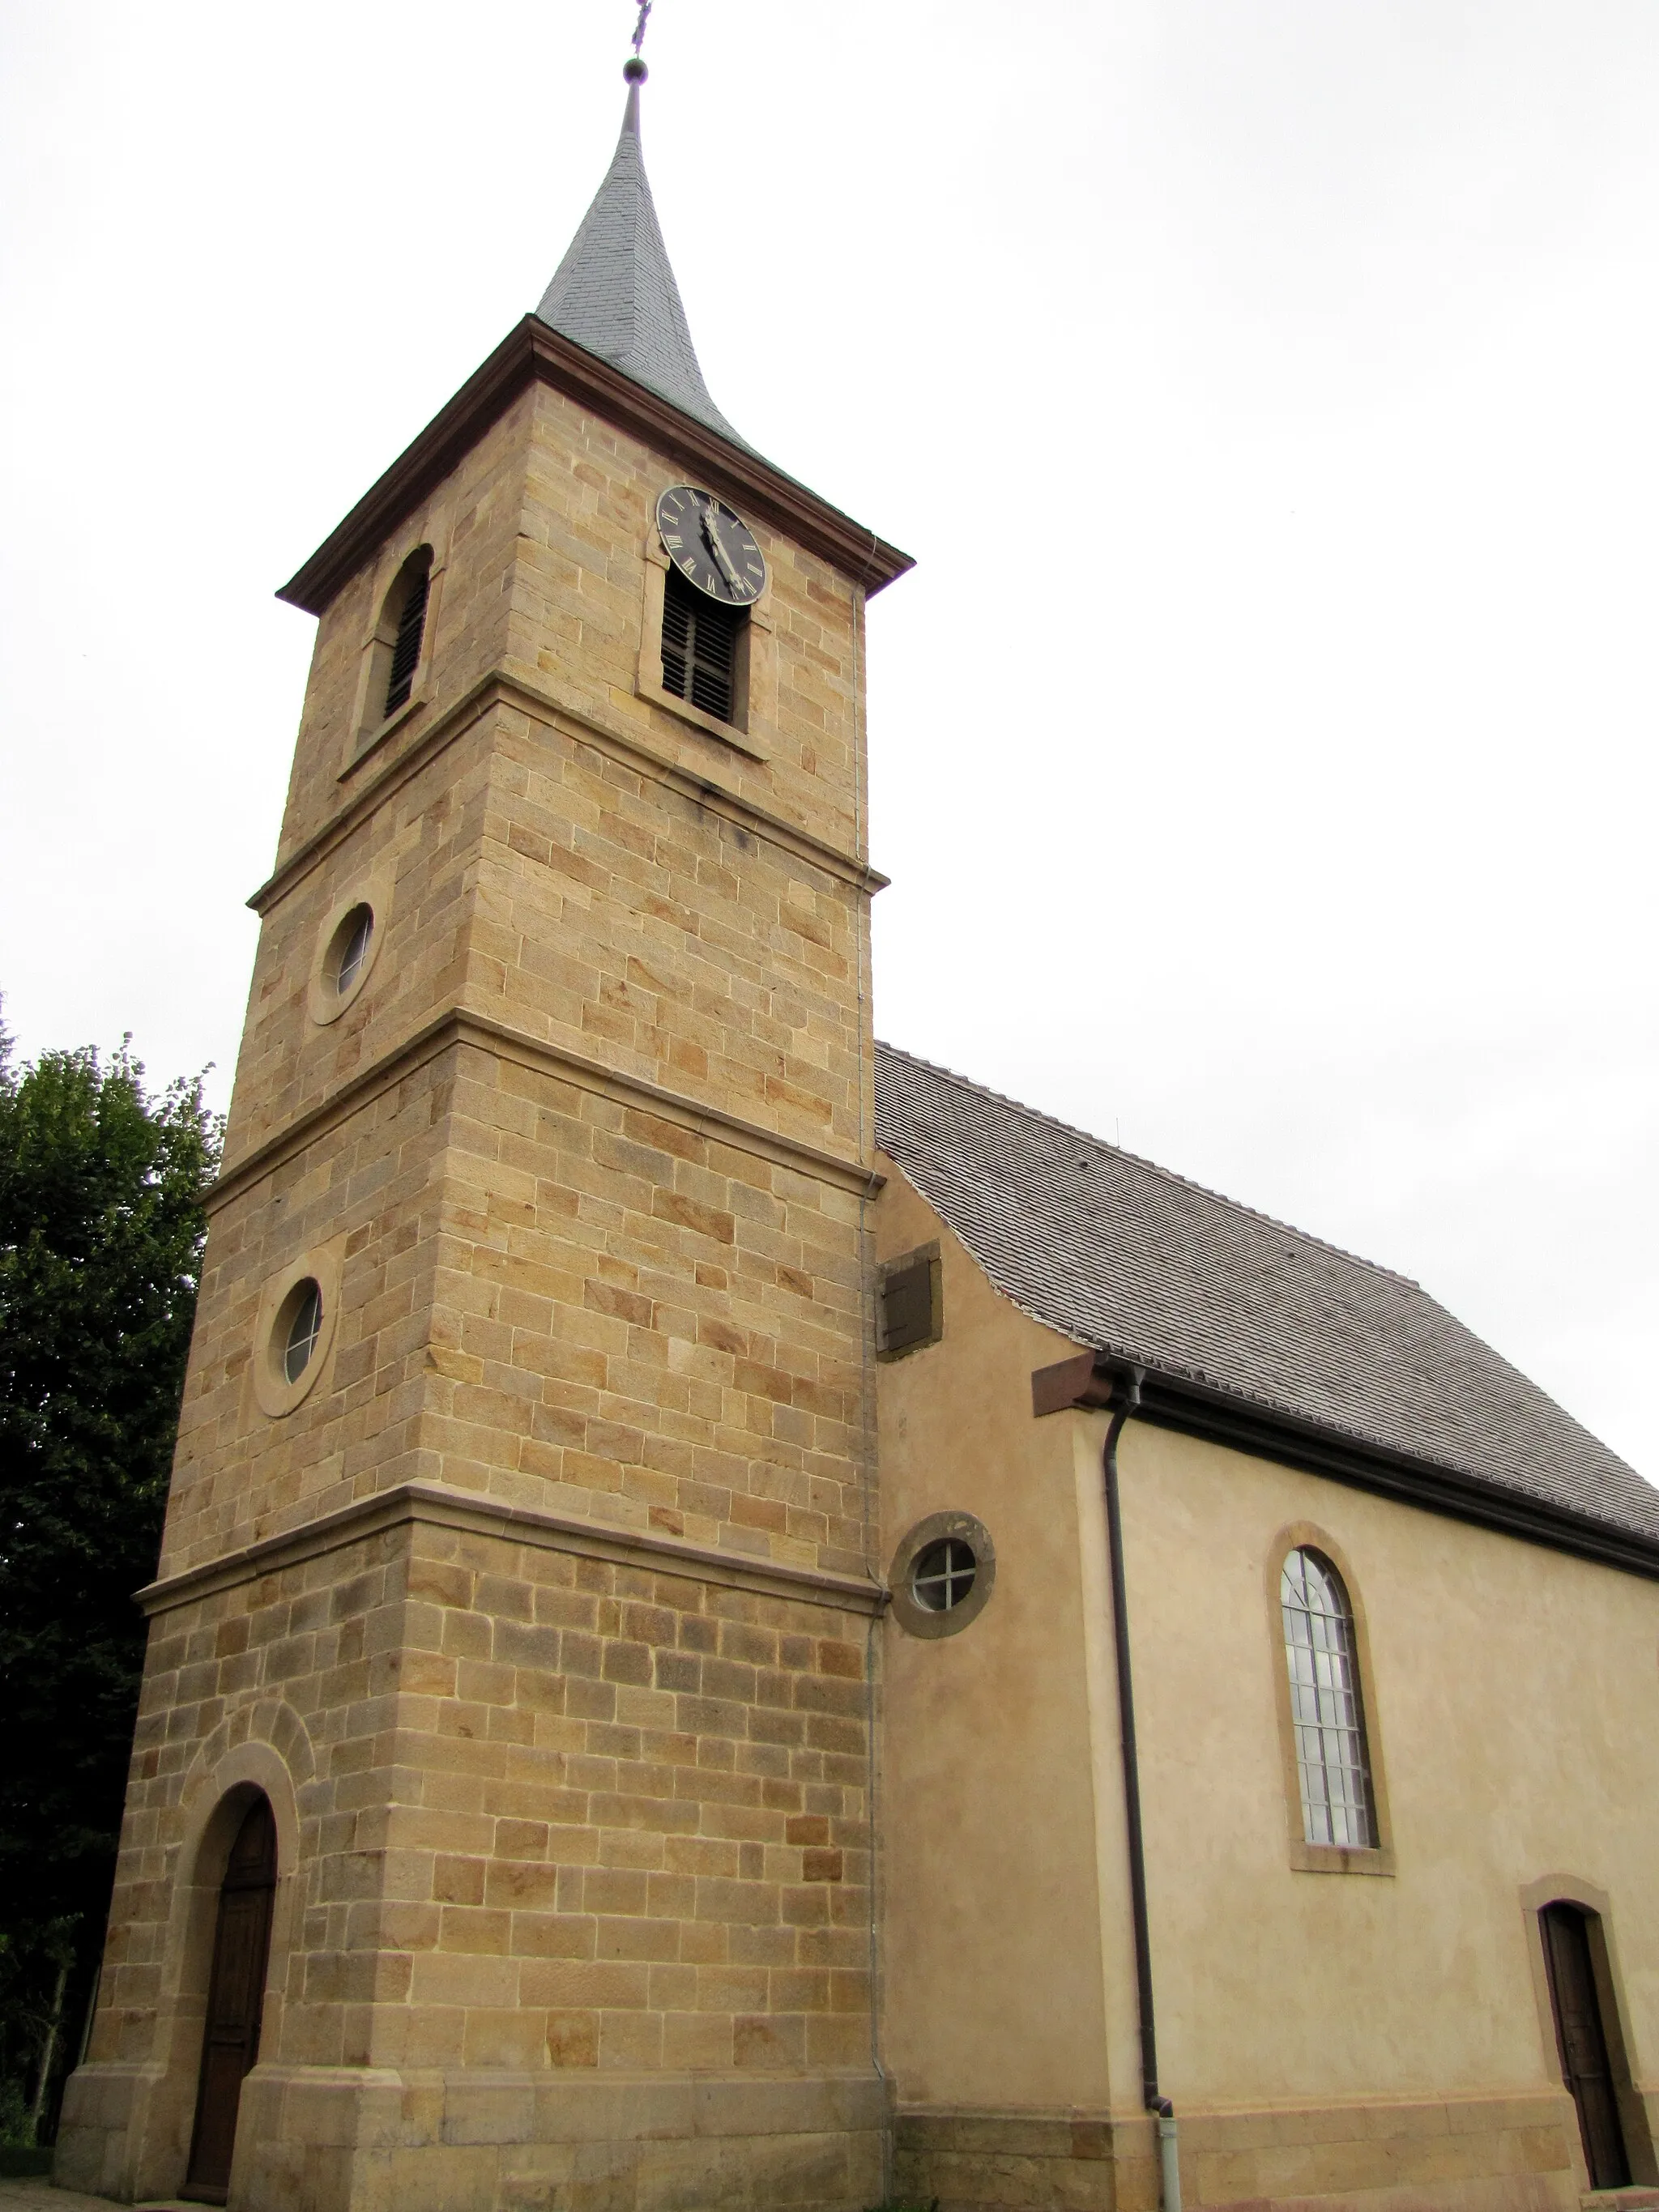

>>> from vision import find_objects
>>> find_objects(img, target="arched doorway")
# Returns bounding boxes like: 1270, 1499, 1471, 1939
1540, 1900, 1631, 2191
181, 1794, 276, 2205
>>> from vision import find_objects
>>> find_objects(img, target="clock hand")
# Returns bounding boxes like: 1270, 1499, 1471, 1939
702, 501, 744, 591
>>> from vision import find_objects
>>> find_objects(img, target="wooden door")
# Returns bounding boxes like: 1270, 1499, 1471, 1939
1541, 1902, 1630, 2191
182, 1796, 276, 2206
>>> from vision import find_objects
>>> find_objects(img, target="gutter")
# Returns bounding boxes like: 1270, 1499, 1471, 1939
1034, 1349, 1659, 1586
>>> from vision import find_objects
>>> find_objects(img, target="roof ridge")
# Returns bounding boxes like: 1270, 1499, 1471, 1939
873, 1038, 1422, 1290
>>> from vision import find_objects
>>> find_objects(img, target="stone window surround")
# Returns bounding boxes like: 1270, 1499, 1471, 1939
1265, 1520, 1396, 1877
636, 506, 775, 761
342, 523, 451, 779
251, 1237, 344, 1421
888, 1510, 996, 1640
305, 863, 394, 1028
114, 1736, 303, 2206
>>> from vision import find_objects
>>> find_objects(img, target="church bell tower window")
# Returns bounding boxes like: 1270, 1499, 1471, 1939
383, 552, 432, 716
661, 564, 744, 724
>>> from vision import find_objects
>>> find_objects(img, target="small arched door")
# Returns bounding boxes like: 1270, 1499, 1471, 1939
1540, 1901, 1631, 2192
182, 1795, 276, 2205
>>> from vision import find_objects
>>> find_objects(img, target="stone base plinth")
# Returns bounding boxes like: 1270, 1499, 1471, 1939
57, 2063, 889, 2212
895, 2093, 1584, 2211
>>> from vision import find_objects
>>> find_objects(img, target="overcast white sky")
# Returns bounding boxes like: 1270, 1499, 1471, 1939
2, 2, 1655, 1482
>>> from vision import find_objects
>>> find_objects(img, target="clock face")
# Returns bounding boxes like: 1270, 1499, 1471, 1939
656, 485, 766, 607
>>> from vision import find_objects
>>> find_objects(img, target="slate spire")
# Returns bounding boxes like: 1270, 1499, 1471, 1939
536, 59, 746, 447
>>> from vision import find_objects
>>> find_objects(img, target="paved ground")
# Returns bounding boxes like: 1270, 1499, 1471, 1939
0, 2180, 195, 2212
0, 2183, 111, 2212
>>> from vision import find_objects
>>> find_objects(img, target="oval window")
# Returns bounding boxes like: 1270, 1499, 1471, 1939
332, 906, 373, 997
911, 1536, 976, 1613
282, 1280, 324, 1384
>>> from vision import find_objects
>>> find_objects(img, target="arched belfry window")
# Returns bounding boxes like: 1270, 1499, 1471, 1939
1280, 1546, 1376, 1849
381, 547, 432, 718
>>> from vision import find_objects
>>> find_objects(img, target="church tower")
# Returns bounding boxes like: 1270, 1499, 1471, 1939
58, 55, 910, 2212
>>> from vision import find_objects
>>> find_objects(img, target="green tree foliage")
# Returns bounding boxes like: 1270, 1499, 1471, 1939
0, 1013, 220, 2141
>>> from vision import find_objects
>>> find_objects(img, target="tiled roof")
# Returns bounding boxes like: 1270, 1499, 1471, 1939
874, 1042, 1659, 1546
536, 73, 748, 449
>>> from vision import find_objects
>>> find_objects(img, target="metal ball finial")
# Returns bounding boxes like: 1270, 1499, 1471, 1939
623, 54, 647, 82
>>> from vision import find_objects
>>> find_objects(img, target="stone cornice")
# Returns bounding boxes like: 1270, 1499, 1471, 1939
248, 670, 888, 919
139, 1479, 889, 1620
1032, 1351, 1659, 1585
207, 1008, 882, 1217
275, 316, 914, 617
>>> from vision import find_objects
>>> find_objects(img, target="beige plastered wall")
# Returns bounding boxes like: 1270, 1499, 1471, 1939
872, 1156, 1133, 2116
874, 1160, 1659, 2207
1111, 1408, 1659, 2123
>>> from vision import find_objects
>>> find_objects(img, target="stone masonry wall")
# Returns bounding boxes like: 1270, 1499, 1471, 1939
271, 392, 532, 870
425, 1042, 871, 1579
361, 1516, 875, 2082
67, 338, 889, 2212
467, 700, 872, 1163
509, 384, 867, 861
162, 1047, 453, 1580
68, 1507, 880, 2210
220, 709, 492, 1175
168, 1027, 871, 1584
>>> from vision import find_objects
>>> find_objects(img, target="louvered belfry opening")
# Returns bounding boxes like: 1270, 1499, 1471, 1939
383, 557, 431, 717
662, 565, 743, 723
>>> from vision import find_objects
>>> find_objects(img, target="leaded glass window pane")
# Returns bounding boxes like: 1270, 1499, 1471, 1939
1280, 1547, 1375, 1849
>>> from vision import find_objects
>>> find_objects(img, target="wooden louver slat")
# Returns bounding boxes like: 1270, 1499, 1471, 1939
661, 565, 740, 724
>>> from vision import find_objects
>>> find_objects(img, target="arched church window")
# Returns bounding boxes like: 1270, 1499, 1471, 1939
1280, 1546, 1376, 1848
382, 547, 433, 718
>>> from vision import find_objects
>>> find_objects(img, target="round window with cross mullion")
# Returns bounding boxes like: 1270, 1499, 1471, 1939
888, 1511, 996, 1639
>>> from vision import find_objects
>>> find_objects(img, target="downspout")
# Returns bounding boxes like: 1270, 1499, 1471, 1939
1101, 1366, 1182, 2212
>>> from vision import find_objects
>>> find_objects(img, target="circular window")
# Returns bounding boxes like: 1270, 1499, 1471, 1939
889, 1511, 996, 1639
332, 906, 373, 997
308, 880, 390, 1026
281, 1280, 324, 1383
911, 1537, 976, 1613
254, 1249, 341, 1418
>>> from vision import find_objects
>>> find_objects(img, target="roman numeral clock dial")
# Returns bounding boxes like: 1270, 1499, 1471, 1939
657, 484, 766, 606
